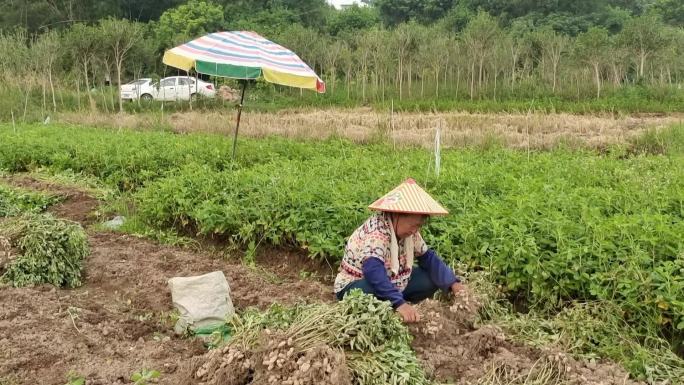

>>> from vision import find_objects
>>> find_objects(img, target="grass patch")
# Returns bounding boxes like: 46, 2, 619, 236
629, 124, 684, 156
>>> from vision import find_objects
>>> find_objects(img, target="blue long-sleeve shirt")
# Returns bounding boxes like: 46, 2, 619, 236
362, 249, 460, 308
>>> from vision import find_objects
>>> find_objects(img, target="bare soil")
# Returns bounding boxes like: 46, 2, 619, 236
411, 299, 642, 385
0, 176, 645, 385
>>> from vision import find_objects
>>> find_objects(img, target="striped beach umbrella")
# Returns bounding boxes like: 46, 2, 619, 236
162, 31, 325, 158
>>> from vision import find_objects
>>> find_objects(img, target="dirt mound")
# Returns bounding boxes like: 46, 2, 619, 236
410, 299, 643, 385
181, 332, 351, 385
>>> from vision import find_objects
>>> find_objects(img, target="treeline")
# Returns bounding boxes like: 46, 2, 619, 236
0, 0, 683, 118
2, 0, 683, 34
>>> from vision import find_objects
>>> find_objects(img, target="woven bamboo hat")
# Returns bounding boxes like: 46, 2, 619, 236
368, 178, 448, 216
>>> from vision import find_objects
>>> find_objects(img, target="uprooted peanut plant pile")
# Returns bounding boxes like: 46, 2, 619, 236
0, 184, 89, 288
182, 284, 655, 385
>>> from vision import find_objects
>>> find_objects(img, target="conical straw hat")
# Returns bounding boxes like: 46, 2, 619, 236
369, 178, 448, 216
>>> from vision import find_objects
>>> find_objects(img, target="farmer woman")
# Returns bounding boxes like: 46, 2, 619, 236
334, 178, 466, 323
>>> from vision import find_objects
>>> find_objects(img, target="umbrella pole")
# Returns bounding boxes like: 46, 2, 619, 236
231, 80, 247, 161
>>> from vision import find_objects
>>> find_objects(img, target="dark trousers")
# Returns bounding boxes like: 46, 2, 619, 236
335, 266, 439, 303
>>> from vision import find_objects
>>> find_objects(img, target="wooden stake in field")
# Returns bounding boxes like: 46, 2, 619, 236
391, 99, 395, 150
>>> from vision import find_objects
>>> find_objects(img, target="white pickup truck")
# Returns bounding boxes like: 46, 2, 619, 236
120, 76, 216, 101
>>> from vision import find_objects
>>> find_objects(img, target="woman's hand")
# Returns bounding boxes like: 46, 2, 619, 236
451, 282, 467, 297
396, 303, 421, 323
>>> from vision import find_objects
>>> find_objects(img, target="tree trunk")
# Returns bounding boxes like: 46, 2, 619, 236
511, 51, 518, 87
116, 60, 123, 113
83, 61, 95, 111
346, 69, 351, 100
639, 51, 646, 78
435, 69, 440, 97
361, 71, 366, 101
48, 66, 57, 112
100, 78, 109, 113
478, 57, 484, 93
76, 77, 81, 111
408, 63, 412, 98
421, 69, 425, 98
23, 85, 30, 121
456, 67, 461, 97
42, 80, 46, 115
398, 56, 403, 101
594, 63, 601, 99
470, 61, 475, 100
493, 70, 498, 101
330, 65, 336, 93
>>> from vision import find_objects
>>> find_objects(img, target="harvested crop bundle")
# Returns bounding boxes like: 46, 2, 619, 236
181, 290, 430, 385
0, 213, 89, 288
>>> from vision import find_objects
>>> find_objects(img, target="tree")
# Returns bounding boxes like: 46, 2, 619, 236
220, 0, 331, 30
575, 27, 609, 98
651, 0, 684, 27
618, 15, 669, 78
0, 0, 180, 32
154, 0, 224, 52
323, 39, 346, 92
99, 18, 144, 112
365, 29, 391, 100
420, 29, 449, 97
117, 0, 185, 22
438, 1, 474, 33
392, 23, 421, 100
374, 0, 455, 26
327, 5, 380, 36
227, 8, 299, 38
461, 12, 501, 99
653, 27, 683, 85
606, 35, 629, 86
535, 26, 570, 93
0, 29, 35, 119
33, 30, 62, 113
64, 23, 100, 109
